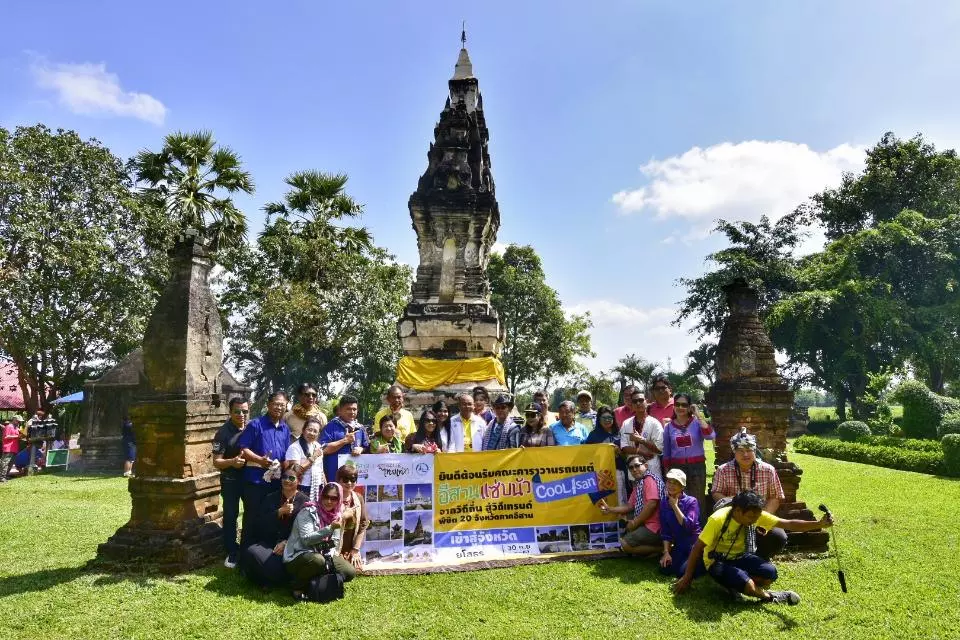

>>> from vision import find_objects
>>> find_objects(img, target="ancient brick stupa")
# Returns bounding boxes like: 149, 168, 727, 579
395, 36, 507, 410
705, 279, 827, 551
96, 231, 233, 571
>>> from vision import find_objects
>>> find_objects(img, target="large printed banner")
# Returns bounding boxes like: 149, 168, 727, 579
340, 444, 621, 571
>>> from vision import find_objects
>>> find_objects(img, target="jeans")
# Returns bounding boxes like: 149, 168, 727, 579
756, 527, 788, 559
220, 475, 242, 558
0, 452, 12, 481
239, 481, 274, 550
708, 553, 777, 592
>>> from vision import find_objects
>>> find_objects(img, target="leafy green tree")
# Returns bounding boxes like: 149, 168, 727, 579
675, 213, 805, 338
806, 132, 960, 240
132, 131, 254, 251
0, 124, 156, 412
221, 171, 411, 419
684, 342, 717, 387
487, 244, 593, 394
612, 354, 660, 400
562, 370, 619, 409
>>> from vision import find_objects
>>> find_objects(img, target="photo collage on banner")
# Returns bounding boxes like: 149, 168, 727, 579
340, 444, 621, 571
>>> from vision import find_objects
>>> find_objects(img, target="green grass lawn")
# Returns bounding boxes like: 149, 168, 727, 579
1, 448, 957, 640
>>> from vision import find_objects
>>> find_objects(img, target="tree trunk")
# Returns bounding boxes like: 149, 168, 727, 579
835, 390, 847, 422
927, 361, 945, 395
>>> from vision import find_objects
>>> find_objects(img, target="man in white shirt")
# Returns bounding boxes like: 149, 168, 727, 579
449, 393, 487, 452
620, 390, 664, 478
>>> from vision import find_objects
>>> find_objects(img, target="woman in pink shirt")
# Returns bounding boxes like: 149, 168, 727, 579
2, 418, 21, 482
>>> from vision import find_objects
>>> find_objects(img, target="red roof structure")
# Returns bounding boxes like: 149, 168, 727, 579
0, 358, 27, 410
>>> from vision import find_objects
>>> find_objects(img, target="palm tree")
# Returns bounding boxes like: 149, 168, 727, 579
685, 341, 718, 386
612, 354, 660, 401
133, 131, 253, 250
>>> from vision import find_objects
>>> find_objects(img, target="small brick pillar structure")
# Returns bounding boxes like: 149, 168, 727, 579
96, 233, 230, 571
705, 279, 827, 551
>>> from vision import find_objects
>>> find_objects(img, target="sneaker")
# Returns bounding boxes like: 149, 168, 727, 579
223, 555, 237, 569
122, 471, 133, 478
766, 590, 801, 605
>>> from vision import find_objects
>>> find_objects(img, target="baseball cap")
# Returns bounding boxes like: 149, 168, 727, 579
665, 468, 687, 487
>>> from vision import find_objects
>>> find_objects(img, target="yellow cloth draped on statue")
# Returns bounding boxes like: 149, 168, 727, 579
395, 356, 506, 391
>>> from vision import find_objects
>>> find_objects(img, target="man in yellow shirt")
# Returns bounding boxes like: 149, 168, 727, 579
673, 491, 832, 605
371, 385, 416, 440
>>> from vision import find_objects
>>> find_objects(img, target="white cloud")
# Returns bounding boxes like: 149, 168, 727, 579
491, 241, 507, 255
611, 140, 865, 225
31, 59, 166, 124
567, 300, 696, 372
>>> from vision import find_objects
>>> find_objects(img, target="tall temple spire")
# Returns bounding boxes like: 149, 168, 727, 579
400, 39, 503, 359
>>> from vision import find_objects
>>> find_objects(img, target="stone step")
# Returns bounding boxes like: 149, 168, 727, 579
786, 530, 830, 551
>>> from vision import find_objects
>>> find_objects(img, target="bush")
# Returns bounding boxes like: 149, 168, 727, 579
837, 420, 871, 442
858, 435, 943, 452
794, 436, 948, 475
891, 379, 960, 440
939, 412, 960, 438
806, 418, 839, 435
943, 434, 960, 476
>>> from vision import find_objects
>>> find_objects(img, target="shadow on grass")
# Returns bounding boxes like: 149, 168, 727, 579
0, 565, 164, 598
586, 555, 669, 585
200, 565, 299, 607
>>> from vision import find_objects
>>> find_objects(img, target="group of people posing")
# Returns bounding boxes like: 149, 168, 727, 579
211, 375, 832, 605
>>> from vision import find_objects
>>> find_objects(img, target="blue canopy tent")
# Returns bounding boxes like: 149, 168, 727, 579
51, 391, 83, 405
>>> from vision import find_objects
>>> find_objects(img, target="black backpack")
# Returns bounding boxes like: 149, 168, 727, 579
306, 556, 345, 603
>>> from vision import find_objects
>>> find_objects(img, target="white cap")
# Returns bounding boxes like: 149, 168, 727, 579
665, 468, 687, 487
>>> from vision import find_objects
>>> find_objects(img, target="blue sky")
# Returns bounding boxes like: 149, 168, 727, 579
3, 1, 960, 374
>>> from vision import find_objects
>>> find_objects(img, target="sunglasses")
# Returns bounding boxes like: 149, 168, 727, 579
675, 402, 690, 408
628, 463, 645, 470
231, 409, 249, 415
600, 415, 614, 422
281, 475, 298, 482
341, 477, 358, 483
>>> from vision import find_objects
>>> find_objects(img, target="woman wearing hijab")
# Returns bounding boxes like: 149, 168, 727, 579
404, 410, 443, 453
284, 416, 324, 501
336, 464, 370, 572
284, 481, 356, 601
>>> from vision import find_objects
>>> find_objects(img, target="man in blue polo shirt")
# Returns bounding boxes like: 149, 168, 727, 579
320, 394, 369, 483
551, 400, 590, 445
236, 390, 290, 549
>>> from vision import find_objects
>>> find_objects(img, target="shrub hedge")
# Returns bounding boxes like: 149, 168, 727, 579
892, 379, 960, 440
793, 435, 949, 476
943, 434, 960, 476
806, 418, 839, 435
858, 435, 943, 452
939, 412, 960, 438
837, 420, 871, 442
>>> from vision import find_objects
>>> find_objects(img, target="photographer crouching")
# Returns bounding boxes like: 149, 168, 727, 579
673, 490, 832, 605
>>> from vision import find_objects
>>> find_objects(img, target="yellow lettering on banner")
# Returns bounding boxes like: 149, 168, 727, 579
432, 444, 620, 532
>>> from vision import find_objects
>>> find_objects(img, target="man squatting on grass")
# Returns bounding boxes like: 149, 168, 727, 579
673, 490, 833, 605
